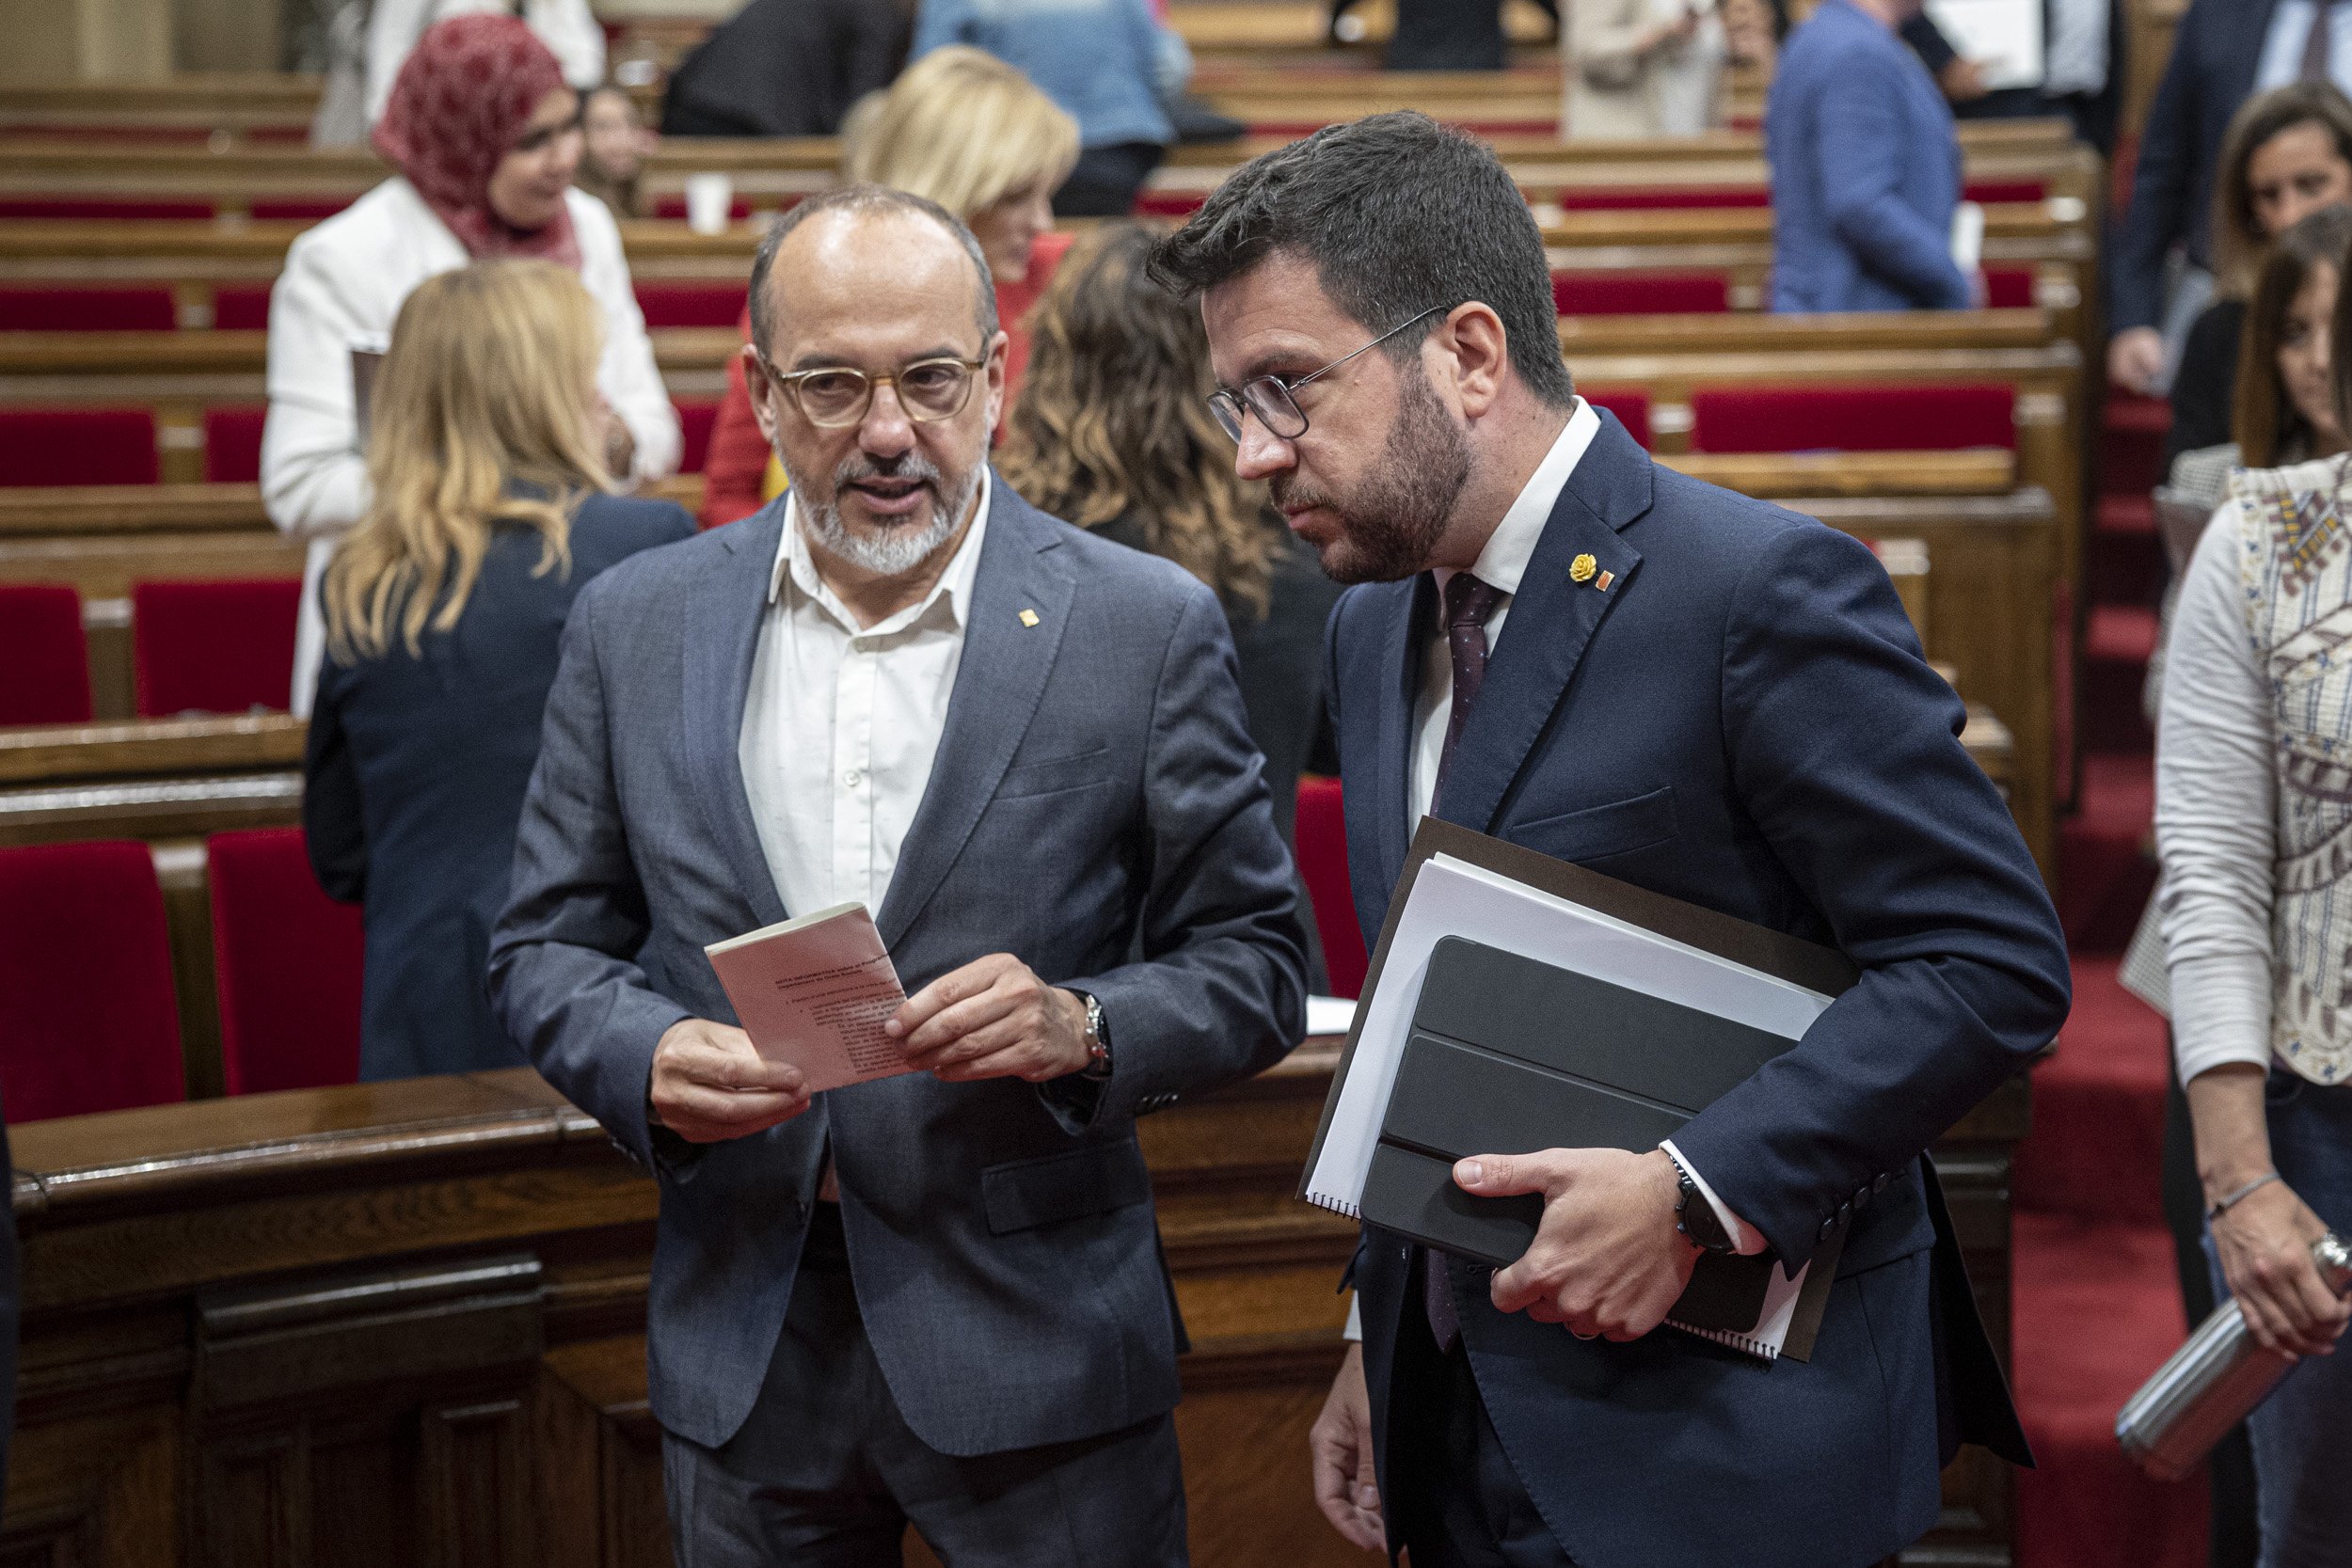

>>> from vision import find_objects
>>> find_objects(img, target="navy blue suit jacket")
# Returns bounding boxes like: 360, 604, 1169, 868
2109, 0, 2279, 331
305, 492, 695, 1080
1327, 414, 2068, 1568
1765, 0, 1970, 313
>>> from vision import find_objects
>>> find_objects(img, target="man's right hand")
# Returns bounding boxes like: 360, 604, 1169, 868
1309, 1342, 1386, 1553
2108, 327, 2167, 395
647, 1018, 810, 1143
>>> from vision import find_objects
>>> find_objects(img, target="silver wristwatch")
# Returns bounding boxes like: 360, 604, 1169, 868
1076, 990, 1113, 1080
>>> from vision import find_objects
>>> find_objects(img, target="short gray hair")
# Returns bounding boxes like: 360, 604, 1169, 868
746, 183, 1000, 359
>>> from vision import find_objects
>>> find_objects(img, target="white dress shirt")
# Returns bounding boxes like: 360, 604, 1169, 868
262, 177, 678, 716
738, 474, 992, 923
2255, 0, 2352, 97
2155, 500, 2282, 1085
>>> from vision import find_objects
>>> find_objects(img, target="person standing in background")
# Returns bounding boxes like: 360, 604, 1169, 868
1564, 0, 1726, 138
660, 0, 909, 138
912, 0, 1174, 215
2110, 0, 2352, 396
574, 85, 655, 220
263, 15, 678, 718
2165, 85, 2352, 467
364, 0, 604, 127
698, 48, 1080, 528
305, 261, 693, 1083
1764, 0, 1973, 312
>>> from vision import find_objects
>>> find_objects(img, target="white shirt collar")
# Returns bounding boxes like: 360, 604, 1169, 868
1436, 397, 1600, 603
766, 467, 993, 632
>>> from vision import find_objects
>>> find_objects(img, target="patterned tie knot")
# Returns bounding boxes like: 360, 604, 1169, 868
1444, 572, 1503, 636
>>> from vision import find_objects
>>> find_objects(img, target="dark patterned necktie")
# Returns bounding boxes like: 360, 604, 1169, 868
1424, 570, 1503, 1351
2304, 0, 2343, 83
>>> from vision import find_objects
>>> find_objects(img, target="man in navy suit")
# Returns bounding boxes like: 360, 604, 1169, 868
2111, 0, 2352, 392
1154, 113, 2071, 1568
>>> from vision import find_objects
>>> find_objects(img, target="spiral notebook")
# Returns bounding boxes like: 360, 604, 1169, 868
1301, 819, 1859, 1360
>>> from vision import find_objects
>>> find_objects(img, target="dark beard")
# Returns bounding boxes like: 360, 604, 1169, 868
1276, 364, 1471, 585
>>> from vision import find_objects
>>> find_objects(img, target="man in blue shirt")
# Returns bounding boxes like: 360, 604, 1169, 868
1765, 0, 1974, 313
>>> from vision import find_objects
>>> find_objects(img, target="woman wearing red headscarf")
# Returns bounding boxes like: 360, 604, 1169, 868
263, 14, 678, 717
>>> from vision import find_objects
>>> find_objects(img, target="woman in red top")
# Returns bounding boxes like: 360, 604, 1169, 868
697, 46, 1080, 527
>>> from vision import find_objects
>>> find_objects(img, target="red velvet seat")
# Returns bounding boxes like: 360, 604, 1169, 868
207, 827, 364, 1095
1557, 187, 1769, 211
650, 194, 754, 222
0, 584, 94, 725
1554, 273, 1729, 315
677, 400, 719, 474
1963, 180, 2046, 204
203, 404, 267, 483
0, 287, 177, 332
1295, 775, 1369, 1000
1689, 383, 2015, 453
212, 284, 273, 330
635, 281, 749, 328
0, 840, 186, 1122
0, 409, 159, 486
1581, 388, 1652, 449
131, 578, 301, 717
1985, 268, 2037, 309
0, 198, 214, 220
248, 198, 352, 222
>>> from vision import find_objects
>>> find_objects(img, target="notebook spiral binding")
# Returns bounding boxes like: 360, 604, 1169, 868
1670, 1321, 1780, 1361
1306, 1193, 1362, 1220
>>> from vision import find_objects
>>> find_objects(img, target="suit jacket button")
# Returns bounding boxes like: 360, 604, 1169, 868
1873, 1172, 1891, 1193
1818, 1215, 1837, 1243
1836, 1200, 1853, 1226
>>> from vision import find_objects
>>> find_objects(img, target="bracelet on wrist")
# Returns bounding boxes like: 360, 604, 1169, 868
2207, 1170, 2280, 1224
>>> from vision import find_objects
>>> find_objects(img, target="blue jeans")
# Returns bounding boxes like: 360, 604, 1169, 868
2204, 1069, 2352, 1568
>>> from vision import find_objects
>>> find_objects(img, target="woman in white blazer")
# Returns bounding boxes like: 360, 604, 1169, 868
264, 14, 677, 716
1565, 0, 1727, 139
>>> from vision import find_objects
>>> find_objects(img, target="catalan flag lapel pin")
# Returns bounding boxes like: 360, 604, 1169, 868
1018, 609, 1041, 627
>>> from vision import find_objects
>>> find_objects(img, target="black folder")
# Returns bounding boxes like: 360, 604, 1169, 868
1359, 936, 1839, 1341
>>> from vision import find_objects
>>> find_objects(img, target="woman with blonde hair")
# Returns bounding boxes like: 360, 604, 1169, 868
999, 222, 1341, 879
696, 47, 1079, 527
304, 259, 693, 1081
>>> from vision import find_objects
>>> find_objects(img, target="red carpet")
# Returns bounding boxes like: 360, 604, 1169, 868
2008, 390, 2205, 1567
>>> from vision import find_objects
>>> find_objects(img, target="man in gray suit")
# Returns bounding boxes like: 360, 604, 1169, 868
489, 185, 1307, 1566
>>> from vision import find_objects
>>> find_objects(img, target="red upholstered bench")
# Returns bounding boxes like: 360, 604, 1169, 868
1963, 181, 2047, 204
207, 827, 364, 1095
0, 286, 177, 332
213, 284, 274, 330
1554, 273, 1729, 315
0, 409, 159, 486
1985, 268, 2037, 309
1295, 775, 1368, 1000
1557, 187, 1769, 211
0, 583, 93, 726
651, 194, 755, 223
1581, 388, 1652, 449
636, 281, 749, 328
131, 578, 302, 717
1689, 384, 2015, 453
203, 404, 267, 483
0, 198, 214, 220
248, 198, 352, 222
0, 840, 187, 1122
677, 400, 719, 474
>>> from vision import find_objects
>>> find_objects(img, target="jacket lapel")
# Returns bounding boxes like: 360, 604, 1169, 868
1366, 575, 1431, 903
686, 502, 790, 931
873, 480, 1074, 950
1436, 413, 1652, 835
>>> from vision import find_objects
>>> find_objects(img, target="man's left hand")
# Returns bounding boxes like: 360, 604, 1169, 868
1457, 1148, 1699, 1340
887, 953, 1091, 1083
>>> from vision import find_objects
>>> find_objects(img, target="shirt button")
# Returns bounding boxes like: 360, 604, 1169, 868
844, 769, 864, 788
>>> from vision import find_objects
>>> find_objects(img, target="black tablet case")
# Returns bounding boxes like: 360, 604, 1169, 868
1360, 935, 1825, 1334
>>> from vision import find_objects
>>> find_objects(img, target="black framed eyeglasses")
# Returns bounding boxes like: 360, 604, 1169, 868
1207, 305, 1446, 443
755, 350, 989, 429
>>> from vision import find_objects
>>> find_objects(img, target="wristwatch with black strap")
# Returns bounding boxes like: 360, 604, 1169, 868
1073, 990, 1113, 1081
1674, 1163, 1736, 1254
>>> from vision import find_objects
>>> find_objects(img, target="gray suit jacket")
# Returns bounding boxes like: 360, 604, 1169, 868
489, 481, 1308, 1454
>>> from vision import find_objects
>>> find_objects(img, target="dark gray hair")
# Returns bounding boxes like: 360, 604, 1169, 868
747, 183, 1000, 357
1149, 112, 1573, 407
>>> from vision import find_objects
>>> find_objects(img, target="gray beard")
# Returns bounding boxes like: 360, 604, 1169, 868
790, 458, 980, 578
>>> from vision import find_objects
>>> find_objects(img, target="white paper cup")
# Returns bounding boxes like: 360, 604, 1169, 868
685, 173, 733, 235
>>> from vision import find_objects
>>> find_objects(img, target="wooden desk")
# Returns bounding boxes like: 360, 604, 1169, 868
7, 1052, 2028, 1566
